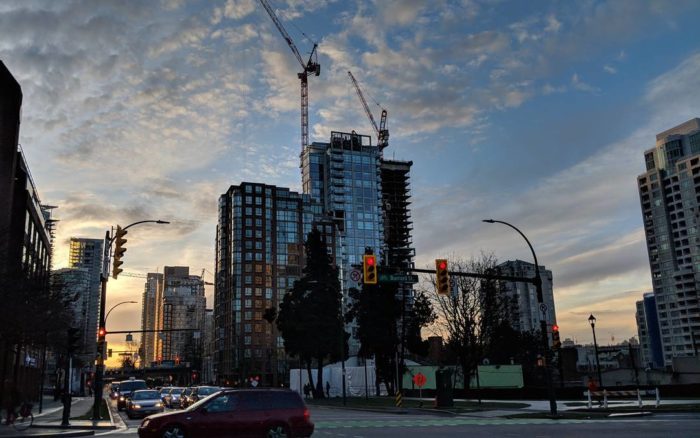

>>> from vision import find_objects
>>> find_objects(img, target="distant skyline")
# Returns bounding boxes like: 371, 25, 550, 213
3, 0, 700, 363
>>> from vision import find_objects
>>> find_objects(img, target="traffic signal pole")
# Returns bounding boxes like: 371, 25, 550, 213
92, 230, 110, 421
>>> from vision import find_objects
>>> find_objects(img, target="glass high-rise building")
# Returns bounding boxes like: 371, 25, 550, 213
638, 118, 700, 365
301, 131, 385, 353
68, 237, 104, 361
215, 183, 322, 385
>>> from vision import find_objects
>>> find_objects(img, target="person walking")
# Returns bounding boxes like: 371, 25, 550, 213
325, 381, 330, 398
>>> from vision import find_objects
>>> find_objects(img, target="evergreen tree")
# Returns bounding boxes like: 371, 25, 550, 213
276, 228, 347, 398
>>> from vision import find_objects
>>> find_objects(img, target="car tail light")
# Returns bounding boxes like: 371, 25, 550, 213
303, 407, 310, 420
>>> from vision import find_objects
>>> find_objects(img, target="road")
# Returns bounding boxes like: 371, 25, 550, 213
97, 398, 700, 437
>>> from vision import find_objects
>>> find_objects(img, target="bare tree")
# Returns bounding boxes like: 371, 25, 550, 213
425, 253, 508, 388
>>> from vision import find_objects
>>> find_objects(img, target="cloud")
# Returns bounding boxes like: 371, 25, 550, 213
603, 64, 617, 74
223, 0, 256, 20
544, 14, 561, 33
571, 73, 600, 93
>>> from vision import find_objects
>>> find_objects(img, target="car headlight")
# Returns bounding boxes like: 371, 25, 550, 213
142, 418, 150, 428
155, 402, 162, 408
119, 396, 125, 401
132, 404, 141, 409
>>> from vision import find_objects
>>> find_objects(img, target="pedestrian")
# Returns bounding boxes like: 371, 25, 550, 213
325, 381, 330, 398
4, 386, 22, 424
303, 383, 310, 399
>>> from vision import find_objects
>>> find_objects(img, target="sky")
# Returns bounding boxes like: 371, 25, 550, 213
3, 0, 700, 365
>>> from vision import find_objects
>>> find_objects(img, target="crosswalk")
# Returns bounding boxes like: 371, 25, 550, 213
315, 417, 597, 429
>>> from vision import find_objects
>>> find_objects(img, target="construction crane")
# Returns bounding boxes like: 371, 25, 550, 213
347, 71, 389, 150
259, 0, 320, 152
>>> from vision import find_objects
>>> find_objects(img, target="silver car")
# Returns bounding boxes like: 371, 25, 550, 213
126, 390, 164, 419
163, 387, 185, 408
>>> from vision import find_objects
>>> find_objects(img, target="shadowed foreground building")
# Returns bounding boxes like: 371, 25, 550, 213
0, 60, 56, 402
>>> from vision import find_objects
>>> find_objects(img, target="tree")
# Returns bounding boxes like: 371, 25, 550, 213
276, 228, 347, 398
428, 253, 508, 388
346, 251, 436, 395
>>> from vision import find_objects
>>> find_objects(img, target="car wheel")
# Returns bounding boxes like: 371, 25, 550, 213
267, 424, 291, 438
162, 425, 186, 438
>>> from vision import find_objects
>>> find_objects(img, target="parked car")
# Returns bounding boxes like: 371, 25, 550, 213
187, 386, 222, 407
163, 387, 185, 409
137, 388, 314, 438
126, 390, 164, 419
118, 379, 148, 411
109, 383, 120, 400
180, 387, 194, 409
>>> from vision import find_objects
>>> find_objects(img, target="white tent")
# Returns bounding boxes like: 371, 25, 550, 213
290, 359, 388, 397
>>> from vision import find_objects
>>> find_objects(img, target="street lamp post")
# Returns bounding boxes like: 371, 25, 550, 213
92, 220, 169, 421
588, 314, 603, 388
105, 301, 138, 323
482, 219, 557, 416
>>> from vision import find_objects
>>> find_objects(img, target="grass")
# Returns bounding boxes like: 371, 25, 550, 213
305, 396, 528, 412
71, 398, 109, 421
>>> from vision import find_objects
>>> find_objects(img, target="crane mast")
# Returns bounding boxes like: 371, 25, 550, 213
347, 71, 389, 150
259, 0, 320, 152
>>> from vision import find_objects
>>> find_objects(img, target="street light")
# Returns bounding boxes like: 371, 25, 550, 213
105, 301, 138, 323
482, 219, 557, 416
93, 219, 169, 421
588, 314, 603, 388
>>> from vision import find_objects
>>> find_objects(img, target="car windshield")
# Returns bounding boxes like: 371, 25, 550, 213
160, 388, 170, 394
170, 388, 184, 395
119, 381, 147, 392
186, 391, 219, 411
133, 391, 160, 400
183, 388, 192, 395
197, 387, 220, 396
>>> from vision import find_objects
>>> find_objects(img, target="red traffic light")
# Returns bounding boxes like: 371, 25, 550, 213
366, 256, 375, 266
552, 324, 559, 332
438, 261, 447, 270
98, 327, 106, 337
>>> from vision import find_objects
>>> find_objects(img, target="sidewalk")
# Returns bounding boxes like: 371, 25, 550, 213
32, 396, 115, 430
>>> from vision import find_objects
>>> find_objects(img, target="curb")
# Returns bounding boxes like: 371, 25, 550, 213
1, 430, 95, 438
32, 424, 116, 430
608, 411, 653, 418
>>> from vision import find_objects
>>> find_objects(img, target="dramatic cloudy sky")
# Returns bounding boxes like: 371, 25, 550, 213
3, 0, 700, 363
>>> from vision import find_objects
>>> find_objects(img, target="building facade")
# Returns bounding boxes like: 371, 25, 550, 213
68, 238, 104, 362
635, 292, 664, 369
637, 118, 700, 365
215, 183, 320, 385
301, 131, 385, 353
140, 273, 163, 367
497, 260, 557, 334
0, 60, 56, 403
160, 267, 205, 366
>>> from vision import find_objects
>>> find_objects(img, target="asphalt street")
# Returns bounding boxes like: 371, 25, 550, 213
96, 398, 700, 438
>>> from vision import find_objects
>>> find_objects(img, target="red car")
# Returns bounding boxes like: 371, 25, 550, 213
137, 388, 313, 438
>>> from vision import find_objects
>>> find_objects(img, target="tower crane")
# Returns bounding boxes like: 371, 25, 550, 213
259, 0, 321, 152
347, 71, 389, 150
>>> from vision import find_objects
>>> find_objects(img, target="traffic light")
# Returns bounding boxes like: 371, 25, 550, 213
67, 327, 81, 354
363, 254, 377, 284
435, 259, 449, 295
98, 327, 107, 339
552, 324, 561, 350
108, 348, 113, 358
112, 225, 128, 279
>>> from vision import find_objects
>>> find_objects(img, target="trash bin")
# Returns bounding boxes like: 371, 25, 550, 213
435, 368, 453, 408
